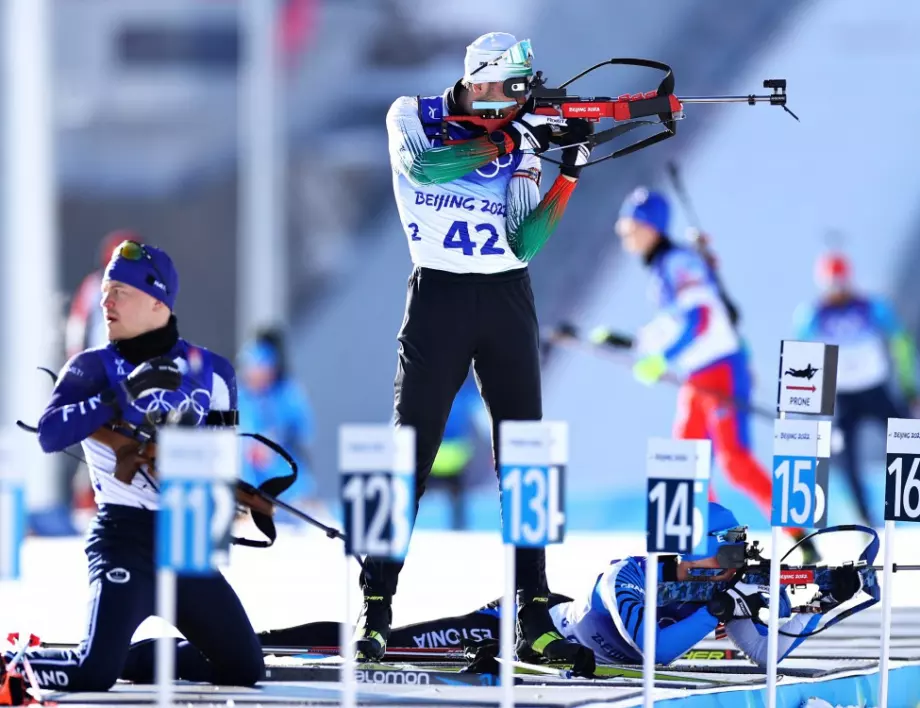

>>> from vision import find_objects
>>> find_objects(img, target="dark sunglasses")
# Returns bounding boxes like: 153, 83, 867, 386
116, 240, 169, 296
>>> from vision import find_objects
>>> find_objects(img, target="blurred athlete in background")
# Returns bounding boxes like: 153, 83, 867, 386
594, 188, 819, 562
793, 251, 919, 527
237, 326, 320, 517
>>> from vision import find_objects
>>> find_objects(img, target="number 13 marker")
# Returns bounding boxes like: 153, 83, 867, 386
499, 421, 567, 708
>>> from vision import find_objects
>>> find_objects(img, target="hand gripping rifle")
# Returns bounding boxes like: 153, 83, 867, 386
655, 525, 918, 638
504, 59, 797, 167
14, 366, 353, 554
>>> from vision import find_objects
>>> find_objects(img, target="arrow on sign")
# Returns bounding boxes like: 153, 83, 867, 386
786, 385, 816, 392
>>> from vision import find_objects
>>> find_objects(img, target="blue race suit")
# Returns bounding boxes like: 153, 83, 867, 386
238, 378, 315, 501
549, 556, 818, 666
16, 321, 264, 692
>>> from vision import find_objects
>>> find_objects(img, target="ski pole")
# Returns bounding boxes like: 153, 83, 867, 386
543, 324, 777, 421
239, 482, 368, 571
666, 161, 703, 230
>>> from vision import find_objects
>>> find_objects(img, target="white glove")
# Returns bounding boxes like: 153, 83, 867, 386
710, 580, 793, 623
727, 581, 769, 620
505, 113, 567, 153
708, 580, 767, 622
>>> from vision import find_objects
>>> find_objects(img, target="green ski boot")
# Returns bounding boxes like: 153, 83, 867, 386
515, 593, 595, 677
354, 595, 392, 661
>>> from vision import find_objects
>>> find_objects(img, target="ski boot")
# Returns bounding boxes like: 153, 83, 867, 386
515, 593, 596, 678
354, 595, 392, 662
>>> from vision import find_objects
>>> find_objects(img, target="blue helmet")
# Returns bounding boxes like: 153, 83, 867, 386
681, 502, 745, 561
619, 187, 670, 234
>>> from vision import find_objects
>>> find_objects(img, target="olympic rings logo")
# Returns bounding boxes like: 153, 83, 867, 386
131, 388, 212, 425
476, 154, 514, 179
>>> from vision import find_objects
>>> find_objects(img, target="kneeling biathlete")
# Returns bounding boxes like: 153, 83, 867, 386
1, 241, 264, 697
258, 503, 866, 667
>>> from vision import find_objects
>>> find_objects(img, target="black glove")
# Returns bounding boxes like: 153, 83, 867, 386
120, 356, 182, 402
589, 327, 634, 350
554, 321, 580, 340
503, 113, 556, 153
824, 566, 863, 606
556, 118, 594, 179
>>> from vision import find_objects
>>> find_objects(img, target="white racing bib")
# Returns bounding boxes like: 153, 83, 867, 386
395, 177, 526, 273
388, 93, 541, 274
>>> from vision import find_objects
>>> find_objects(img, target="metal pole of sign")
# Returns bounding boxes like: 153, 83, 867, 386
879, 417, 920, 707
341, 557, 355, 708
765, 410, 784, 708
767, 340, 838, 708
1, 0, 61, 523
338, 425, 416, 708
238, 0, 286, 347
643, 438, 710, 708
642, 551, 658, 708
500, 543, 515, 708
155, 429, 237, 708
879, 516, 895, 708
155, 570, 177, 708
499, 421, 567, 707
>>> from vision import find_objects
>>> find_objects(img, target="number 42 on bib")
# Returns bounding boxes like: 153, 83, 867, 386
443, 220, 505, 257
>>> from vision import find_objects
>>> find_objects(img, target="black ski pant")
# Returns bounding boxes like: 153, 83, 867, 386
258, 594, 572, 651
19, 505, 264, 692
359, 266, 547, 599
835, 385, 907, 527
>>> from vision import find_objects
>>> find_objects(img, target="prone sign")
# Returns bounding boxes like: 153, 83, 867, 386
777, 340, 838, 416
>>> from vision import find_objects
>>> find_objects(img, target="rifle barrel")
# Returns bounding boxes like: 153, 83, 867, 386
678, 95, 779, 104
870, 564, 920, 571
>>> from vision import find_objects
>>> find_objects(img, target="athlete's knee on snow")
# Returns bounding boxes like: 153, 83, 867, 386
210, 639, 265, 687
119, 638, 161, 684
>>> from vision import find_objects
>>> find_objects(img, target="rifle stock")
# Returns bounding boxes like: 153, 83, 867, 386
88, 423, 274, 517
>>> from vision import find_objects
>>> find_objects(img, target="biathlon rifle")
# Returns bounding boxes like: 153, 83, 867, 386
15, 366, 310, 550
16, 365, 363, 561
655, 525, 918, 637
447, 59, 798, 167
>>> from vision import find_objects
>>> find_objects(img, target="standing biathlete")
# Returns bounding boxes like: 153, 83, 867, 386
598, 188, 819, 561
358, 31, 594, 669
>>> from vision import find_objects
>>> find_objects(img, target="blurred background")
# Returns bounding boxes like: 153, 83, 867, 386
2, 0, 918, 540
